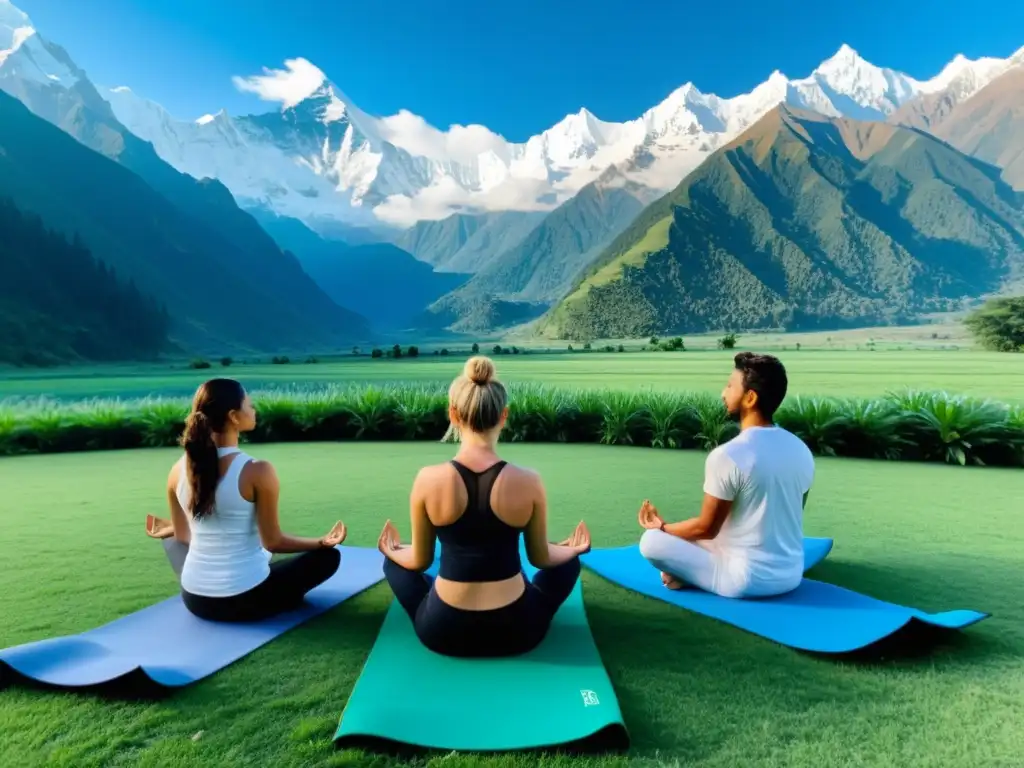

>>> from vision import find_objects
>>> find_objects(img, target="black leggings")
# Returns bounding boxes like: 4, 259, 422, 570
383, 556, 581, 658
162, 539, 341, 623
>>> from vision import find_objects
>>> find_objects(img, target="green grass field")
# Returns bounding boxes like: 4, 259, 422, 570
1, 443, 1021, 767
2, 350, 1023, 402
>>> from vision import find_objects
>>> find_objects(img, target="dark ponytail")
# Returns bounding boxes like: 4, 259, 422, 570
179, 378, 246, 520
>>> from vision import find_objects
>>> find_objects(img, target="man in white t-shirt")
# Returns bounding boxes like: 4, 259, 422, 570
636, 352, 815, 598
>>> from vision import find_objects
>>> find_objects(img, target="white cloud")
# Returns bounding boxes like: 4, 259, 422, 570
375, 109, 509, 164
231, 57, 325, 109
373, 175, 556, 227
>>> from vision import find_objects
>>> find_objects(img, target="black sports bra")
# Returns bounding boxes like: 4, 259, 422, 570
434, 460, 522, 582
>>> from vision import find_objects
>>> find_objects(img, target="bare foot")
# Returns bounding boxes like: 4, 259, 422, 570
660, 571, 685, 590
146, 514, 174, 539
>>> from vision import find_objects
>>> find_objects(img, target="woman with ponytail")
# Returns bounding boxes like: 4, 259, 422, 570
145, 378, 346, 623
377, 356, 591, 658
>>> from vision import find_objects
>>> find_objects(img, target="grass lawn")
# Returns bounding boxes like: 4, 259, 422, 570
1, 443, 1021, 767
2, 350, 1023, 402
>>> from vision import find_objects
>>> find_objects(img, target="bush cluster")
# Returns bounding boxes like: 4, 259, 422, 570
2, 385, 1022, 467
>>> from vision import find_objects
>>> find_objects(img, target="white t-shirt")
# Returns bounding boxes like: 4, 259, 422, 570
702, 425, 815, 596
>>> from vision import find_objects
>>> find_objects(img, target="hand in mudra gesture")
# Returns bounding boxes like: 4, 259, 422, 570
638, 499, 665, 530
320, 520, 347, 547
558, 520, 591, 554
145, 514, 174, 539
377, 519, 407, 554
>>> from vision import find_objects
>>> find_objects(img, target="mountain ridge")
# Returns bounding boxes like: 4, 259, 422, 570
0, 87, 370, 353
539, 104, 1024, 340
0, 2, 372, 353
77, 0, 1021, 230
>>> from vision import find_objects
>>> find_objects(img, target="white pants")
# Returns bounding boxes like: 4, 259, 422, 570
638, 529, 800, 598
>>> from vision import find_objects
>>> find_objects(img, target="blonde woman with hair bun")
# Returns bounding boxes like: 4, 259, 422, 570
377, 355, 591, 658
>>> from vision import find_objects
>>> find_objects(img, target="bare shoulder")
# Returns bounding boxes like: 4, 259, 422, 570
500, 462, 543, 490
413, 462, 453, 488
167, 455, 185, 487
243, 457, 279, 487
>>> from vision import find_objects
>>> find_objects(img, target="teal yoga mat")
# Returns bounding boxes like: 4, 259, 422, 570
333, 569, 628, 753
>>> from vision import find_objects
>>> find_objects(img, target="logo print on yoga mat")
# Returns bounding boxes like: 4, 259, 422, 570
580, 689, 600, 706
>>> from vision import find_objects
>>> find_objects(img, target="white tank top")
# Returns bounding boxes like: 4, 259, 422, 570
176, 447, 271, 597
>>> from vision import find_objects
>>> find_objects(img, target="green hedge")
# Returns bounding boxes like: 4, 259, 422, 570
1, 384, 1022, 468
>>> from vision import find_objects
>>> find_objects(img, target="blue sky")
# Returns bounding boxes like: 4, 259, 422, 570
15, 0, 1024, 141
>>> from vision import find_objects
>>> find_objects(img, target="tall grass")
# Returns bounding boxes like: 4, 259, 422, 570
1, 384, 1021, 467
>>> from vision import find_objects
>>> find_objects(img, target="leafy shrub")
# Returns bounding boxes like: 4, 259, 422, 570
220, 356, 233, 367
964, 296, 1024, 352
271, 356, 290, 365
371, 348, 383, 359
189, 359, 211, 369
658, 337, 685, 351
718, 333, 738, 350
0, 386, 1020, 467
407, 346, 419, 358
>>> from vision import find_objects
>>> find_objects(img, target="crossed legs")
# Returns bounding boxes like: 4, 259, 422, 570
639, 529, 719, 594
151, 516, 341, 622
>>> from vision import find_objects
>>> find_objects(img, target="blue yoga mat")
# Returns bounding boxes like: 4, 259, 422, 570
580, 537, 988, 653
0, 546, 385, 690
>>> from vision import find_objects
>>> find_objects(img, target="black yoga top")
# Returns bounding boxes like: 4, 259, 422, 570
435, 459, 523, 582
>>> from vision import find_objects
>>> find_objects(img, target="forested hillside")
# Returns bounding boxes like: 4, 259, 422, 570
0, 198, 169, 365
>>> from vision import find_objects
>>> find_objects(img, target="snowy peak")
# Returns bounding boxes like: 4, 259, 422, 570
0, 0, 31, 37
1, 0, 34, 64
26, 18, 1014, 230
915, 51, 1012, 97
814, 43, 863, 74
804, 43, 918, 116
0, 1, 84, 89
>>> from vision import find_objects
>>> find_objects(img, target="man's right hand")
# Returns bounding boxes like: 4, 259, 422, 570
638, 499, 666, 530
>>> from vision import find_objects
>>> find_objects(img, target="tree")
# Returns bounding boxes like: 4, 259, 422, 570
718, 333, 738, 350
371, 348, 383, 358
471, 342, 480, 353
964, 297, 1024, 352
493, 344, 502, 354
392, 343, 403, 358
407, 345, 419, 357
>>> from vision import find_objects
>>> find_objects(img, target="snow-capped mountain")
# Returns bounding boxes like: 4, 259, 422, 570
0, 0, 89, 107
102, 40, 1021, 230
4, 0, 1021, 231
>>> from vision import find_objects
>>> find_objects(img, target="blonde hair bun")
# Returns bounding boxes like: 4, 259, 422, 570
464, 355, 496, 386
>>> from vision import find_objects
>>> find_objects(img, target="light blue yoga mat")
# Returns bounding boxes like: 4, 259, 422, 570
580, 537, 989, 653
0, 546, 385, 691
